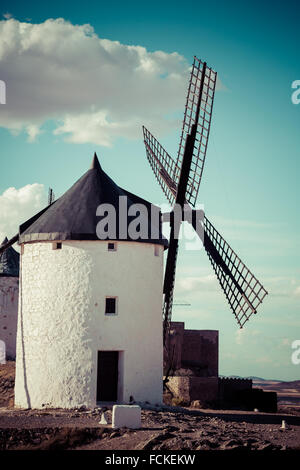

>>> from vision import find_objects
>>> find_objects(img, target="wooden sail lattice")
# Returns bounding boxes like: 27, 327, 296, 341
142, 56, 267, 335
203, 216, 268, 327
175, 57, 217, 206
143, 126, 177, 205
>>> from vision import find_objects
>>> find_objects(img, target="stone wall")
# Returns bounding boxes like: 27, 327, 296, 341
182, 330, 218, 376
218, 378, 277, 412
0, 277, 19, 359
218, 377, 252, 405
167, 376, 253, 408
166, 322, 218, 377
167, 376, 219, 404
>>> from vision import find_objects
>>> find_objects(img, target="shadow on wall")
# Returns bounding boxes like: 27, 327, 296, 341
19, 260, 31, 409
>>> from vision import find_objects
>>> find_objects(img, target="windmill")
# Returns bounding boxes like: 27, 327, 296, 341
143, 56, 268, 350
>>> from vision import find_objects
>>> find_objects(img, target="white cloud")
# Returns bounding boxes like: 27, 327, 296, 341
172, 307, 213, 322
211, 215, 274, 230
0, 184, 47, 243
26, 124, 42, 142
255, 356, 273, 365
53, 109, 178, 146
208, 215, 300, 258
235, 328, 261, 345
293, 286, 300, 297
262, 276, 300, 299
177, 274, 218, 294
0, 18, 204, 145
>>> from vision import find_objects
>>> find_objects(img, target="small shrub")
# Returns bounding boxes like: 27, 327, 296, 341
171, 397, 189, 407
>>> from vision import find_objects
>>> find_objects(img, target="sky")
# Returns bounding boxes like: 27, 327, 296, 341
0, 0, 299, 380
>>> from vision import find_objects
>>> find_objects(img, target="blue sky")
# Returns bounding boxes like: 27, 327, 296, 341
0, 0, 299, 380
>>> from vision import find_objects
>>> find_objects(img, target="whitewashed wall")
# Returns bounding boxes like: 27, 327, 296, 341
14, 240, 164, 409
0, 277, 19, 359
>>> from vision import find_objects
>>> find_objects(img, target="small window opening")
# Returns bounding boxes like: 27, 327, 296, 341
108, 242, 117, 251
154, 245, 159, 257
105, 297, 117, 315
52, 242, 62, 250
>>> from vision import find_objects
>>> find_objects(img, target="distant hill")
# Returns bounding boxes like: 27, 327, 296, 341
260, 380, 300, 389
249, 376, 284, 382
219, 375, 283, 382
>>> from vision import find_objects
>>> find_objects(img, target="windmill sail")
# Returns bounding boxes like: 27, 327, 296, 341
143, 126, 177, 205
143, 55, 267, 338
142, 128, 268, 329
203, 216, 268, 327
157, 59, 210, 344
175, 57, 217, 207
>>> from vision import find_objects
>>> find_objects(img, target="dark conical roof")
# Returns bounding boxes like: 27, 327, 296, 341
19, 154, 167, 248
0, 237, 20, 277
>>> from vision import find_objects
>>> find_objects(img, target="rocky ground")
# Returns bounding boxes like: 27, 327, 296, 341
0, 361, 14, 408
1, 362, 300, 451
1, 406, 300, 451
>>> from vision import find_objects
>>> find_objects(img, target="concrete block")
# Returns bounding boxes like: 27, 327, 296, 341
112, 405, 141, 429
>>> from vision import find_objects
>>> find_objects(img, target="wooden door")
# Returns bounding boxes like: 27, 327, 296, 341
97, 351, 119, 401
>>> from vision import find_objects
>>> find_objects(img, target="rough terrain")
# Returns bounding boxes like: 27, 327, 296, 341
1, 362, 300, 451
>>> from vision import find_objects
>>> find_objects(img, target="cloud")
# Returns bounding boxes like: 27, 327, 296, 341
0, 18, 205, 145
208, 215, 300, 258
234, 329, 296, 362
53, 109, 179, 146
0, 184, 47, 243
177, 275, 218, 294
293, 286, 300, 297
235, 328, 261, 345
26, 124, 42, 142
211, 215, 274, 230
263, 276, 300, 299
172, 307, 213, 322
255, 356, 273, 365
259, 316, 300, 328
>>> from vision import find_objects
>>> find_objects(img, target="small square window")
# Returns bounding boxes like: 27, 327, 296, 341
105, 297, 117, 315
108, 242, 117, 251
52, 242, 62, 250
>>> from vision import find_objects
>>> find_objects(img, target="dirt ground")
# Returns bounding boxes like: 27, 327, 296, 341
1, 362, 300, 451
0, 361, 15, 408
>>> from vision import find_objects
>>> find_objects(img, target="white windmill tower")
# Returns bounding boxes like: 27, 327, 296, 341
12, 154, 167, 409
